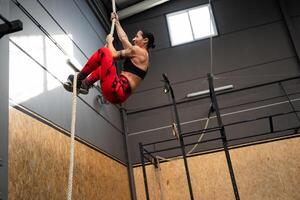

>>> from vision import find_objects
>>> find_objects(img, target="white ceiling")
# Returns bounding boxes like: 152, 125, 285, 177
103, 0, 144, 10
116, 0, 142, 9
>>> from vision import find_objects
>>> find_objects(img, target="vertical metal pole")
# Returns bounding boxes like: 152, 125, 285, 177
208, 73, 240, 200
169, 86, 194, 200
0, 1, 9, 199
269, 116, 274, 133
139, 143, 150, 200
120, 107, 137, 200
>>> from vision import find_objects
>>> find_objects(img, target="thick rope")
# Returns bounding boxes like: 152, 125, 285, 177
66, 1, 117, 198
186, 117, 210, 155
155, 103, 212, 162
154, 116, 210, 163
110, 0, 116, 35
209, 0, 213, 75
67, 73, 78, 200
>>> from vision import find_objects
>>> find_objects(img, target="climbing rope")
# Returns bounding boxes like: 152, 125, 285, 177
154, 111, 211, 163
110, 0, 116, 35
66, 1, 117, 199
186, 115, 210, 155
67, 72, 78, 200
209, 0, 213, 75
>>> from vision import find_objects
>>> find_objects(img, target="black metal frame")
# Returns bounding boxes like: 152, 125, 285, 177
207, 73, 240, 199
120, 107, 137, 200
162, 74, 195, 200
127, 75, 300, 115
138, 74, 300, 200
0, 14, 23, 39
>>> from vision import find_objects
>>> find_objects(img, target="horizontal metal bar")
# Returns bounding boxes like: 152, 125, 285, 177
146, 126, 299, 155
184, 137, 222, 147
134, 132, 300, 168
142, 137, 178, 147
184, 110, 299, 138
147, 145, 181, 154
228, 126, 300, 142
147, 137, 222, 154
0, 19, 22, 38
220, 91, 300, 112
182, 127, 221, 137
143, 148, 158, 161
142, 127, 220, 148
128, 75, 300, 115
142, 110, 299, 148
129, 93, 300, 136
224, 110, 300, 127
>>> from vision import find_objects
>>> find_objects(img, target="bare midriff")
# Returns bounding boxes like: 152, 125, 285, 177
120, 56, 148, 91
120, 71, 142, 91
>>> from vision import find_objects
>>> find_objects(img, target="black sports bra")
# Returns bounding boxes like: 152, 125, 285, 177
123, 58, 147, 80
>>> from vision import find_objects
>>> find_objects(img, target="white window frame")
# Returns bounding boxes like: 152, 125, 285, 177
166, 4, 218, 46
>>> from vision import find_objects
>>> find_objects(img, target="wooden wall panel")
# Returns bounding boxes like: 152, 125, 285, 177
134, 159, 190, 200
134, 137, 300, 200
230, 138, 300, 200
188, 153, 235, 200
8, 107, 130, 200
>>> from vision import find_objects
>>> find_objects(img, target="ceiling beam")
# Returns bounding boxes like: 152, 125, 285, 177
118, 0, 170, 20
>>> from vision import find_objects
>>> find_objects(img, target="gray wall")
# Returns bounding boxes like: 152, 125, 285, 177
8, 0, 126, 163
122, 0, 300, 164
0, 0, 10, 198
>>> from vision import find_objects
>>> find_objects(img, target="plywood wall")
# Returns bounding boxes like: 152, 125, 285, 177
230, 138, 300, 200
8, 107, 130, 200
134, 137, 300, 200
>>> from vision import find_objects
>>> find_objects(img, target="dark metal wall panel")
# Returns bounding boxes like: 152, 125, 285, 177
125, 15, 170, 50
126, 48, 298, 111
37, 0, 105, 57
293, 16, 300, 35
15, 0, 87, 65
123, 0, 280, 31
213, 0, 281, 34
0, 0, 9, 198
72, 0, 107, 41
128, 77, 299, 134
286, 0, 300, 16
122, 0, 300, 164
8, 0, 126, 162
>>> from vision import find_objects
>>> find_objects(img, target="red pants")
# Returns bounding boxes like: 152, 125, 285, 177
82, 47, 131, 104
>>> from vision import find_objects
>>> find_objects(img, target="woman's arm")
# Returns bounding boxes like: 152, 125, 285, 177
112, 12, 133, 49
106, 34, 134, 59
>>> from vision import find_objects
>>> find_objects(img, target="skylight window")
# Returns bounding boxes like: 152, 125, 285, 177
166, 4, 218, 46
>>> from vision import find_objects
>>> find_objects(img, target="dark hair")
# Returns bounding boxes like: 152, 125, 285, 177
141, 30, 155, 49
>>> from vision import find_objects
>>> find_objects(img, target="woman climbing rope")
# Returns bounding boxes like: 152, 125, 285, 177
63, 12, 155, 104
